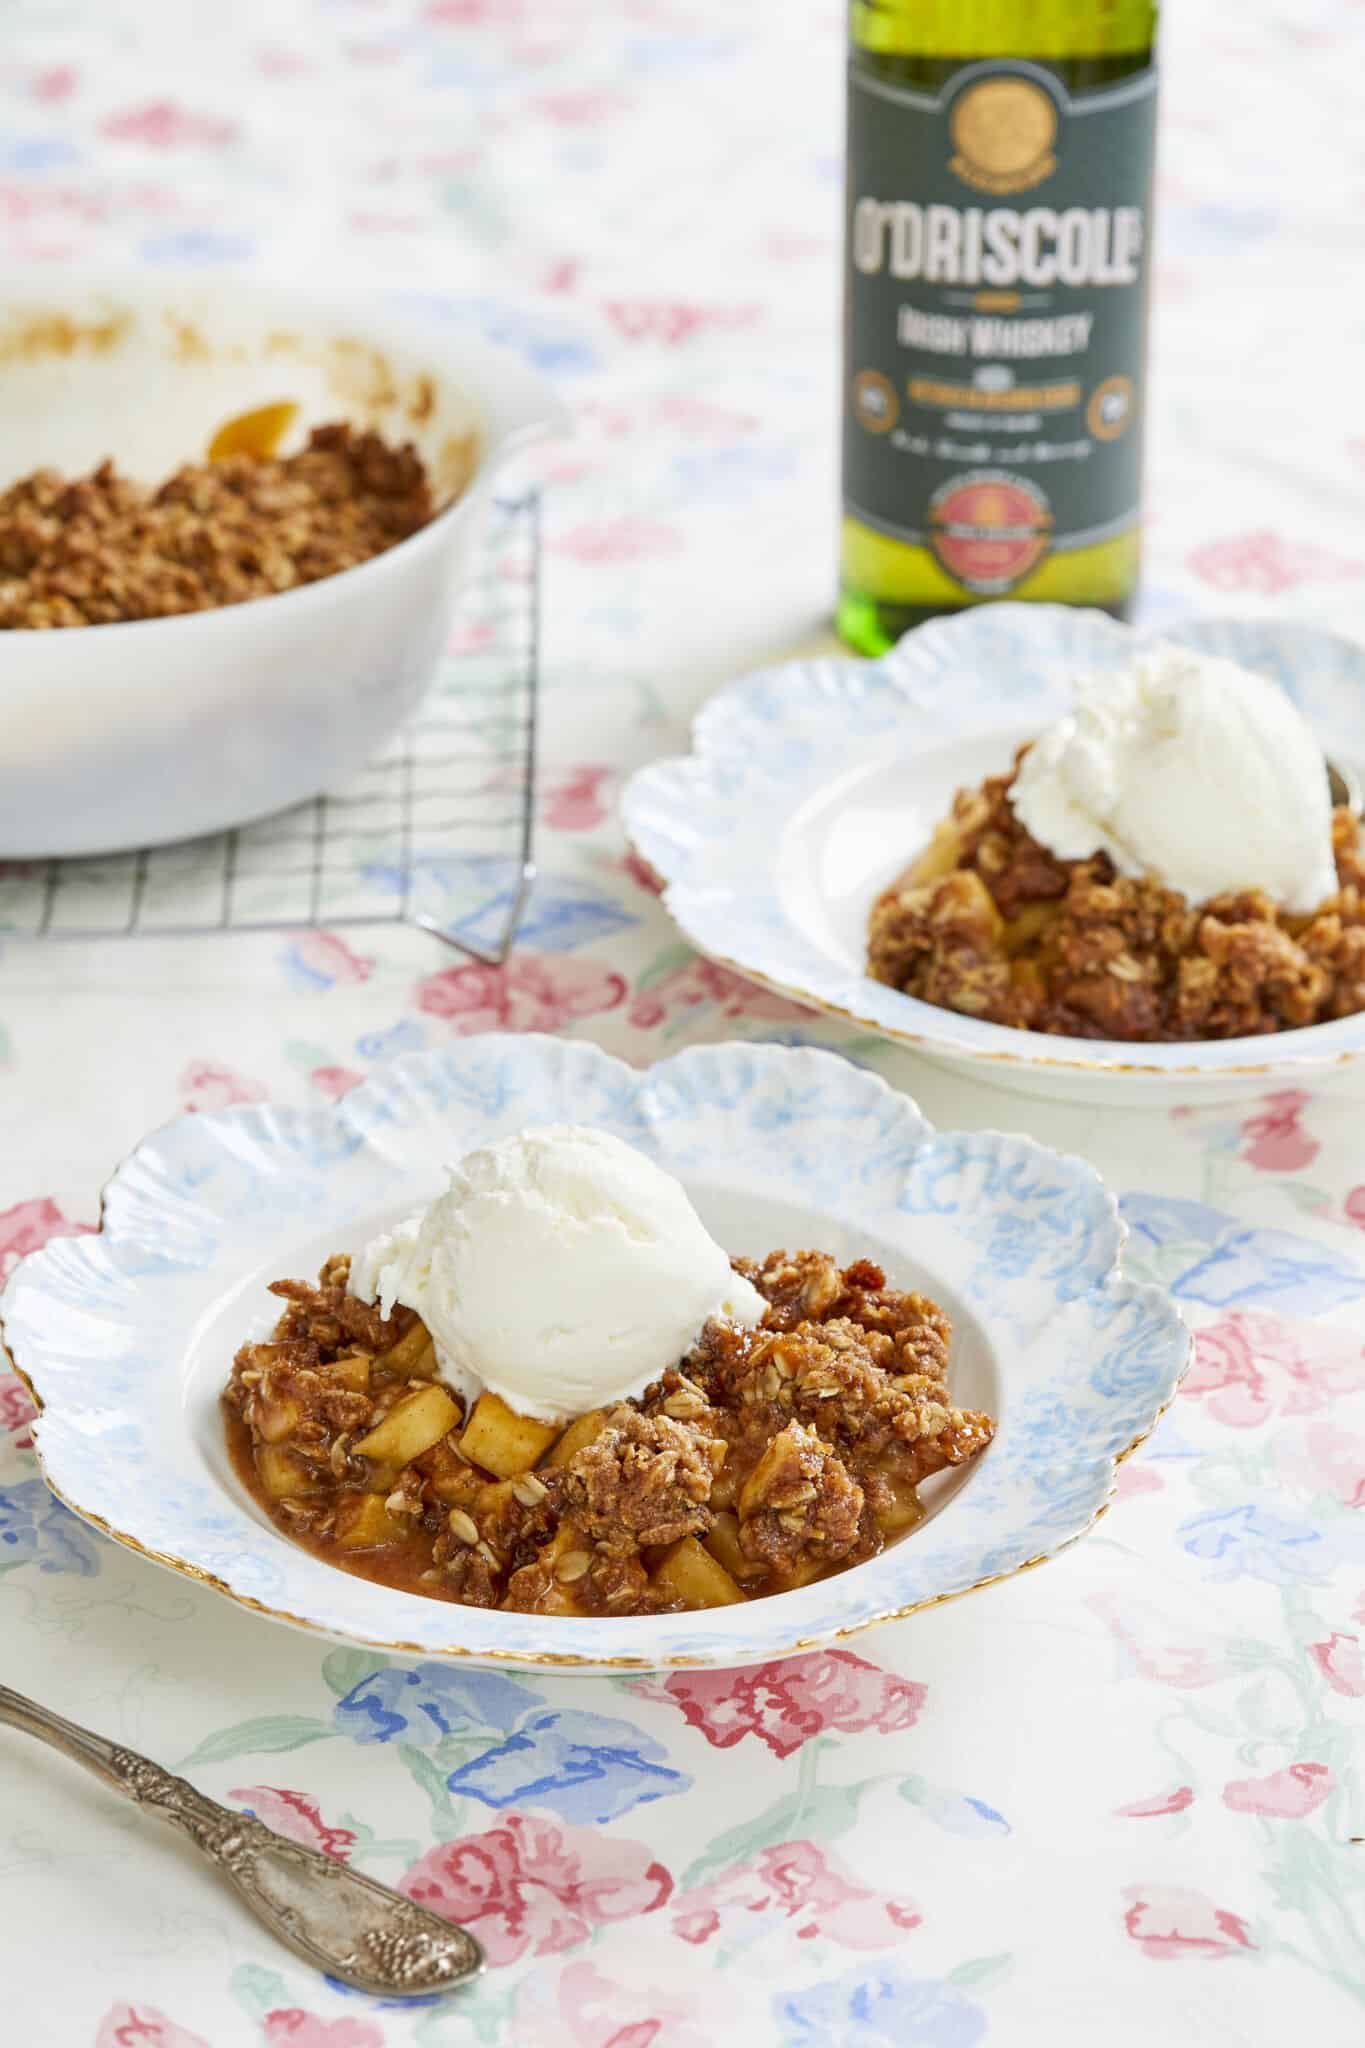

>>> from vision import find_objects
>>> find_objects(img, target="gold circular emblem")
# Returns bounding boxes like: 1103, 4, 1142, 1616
950, 78, 1058, 194
1087, 374, 1135, 442
852, 369, 898, 435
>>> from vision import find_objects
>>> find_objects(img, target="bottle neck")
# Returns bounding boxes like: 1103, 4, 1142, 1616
851, 2, 1158, 60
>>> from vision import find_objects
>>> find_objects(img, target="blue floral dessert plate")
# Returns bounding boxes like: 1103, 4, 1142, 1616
621, 606, 1365, 1105
0, 1036, 1189, 1670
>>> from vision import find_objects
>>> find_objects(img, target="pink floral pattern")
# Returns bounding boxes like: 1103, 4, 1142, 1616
1088, 1593, 1234, 1690
309, 1065, 364, 1101
0, 1375, 37, 1447
1223, 1764, 1333, 1819
229, 1785, 356, 1861
1183, 1310, 1365, 1429
619, 848, 666, 898
510, 1946, 712, 2048
628, 958, 813, 1031
1187, 530, 1365, 594
1122, 1886, 1256, 1962
413, 953, 626, 1037
1308, 1632, 1365, 1697
99, 101, 237, 148
29, 65, 78, 102
603, 300, 759, 346
543, 765, 614, 830
177, 1061, 268, 1113
552, 518, 683, 563
0, 1195, 93, 1287
1275, 1423, 1365, 1509
1116, 1787, 1196, 1818
672, 1840, 920, 1948
1114, 1460, 1164, 1498
95, 2009, 209, 2048
1240, 1090, 1320, 1172
401, 1813, 673, 1967
630, 1651, 925, 1759
286, 930, 374, 986
262, 2016, 382, 2048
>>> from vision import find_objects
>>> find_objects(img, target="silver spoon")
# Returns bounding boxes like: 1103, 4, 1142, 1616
0, 1682, 483, 1998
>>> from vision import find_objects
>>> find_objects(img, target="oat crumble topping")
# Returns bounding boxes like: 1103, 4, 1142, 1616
0, 422, 433, 628
867, 753, 1365, 1040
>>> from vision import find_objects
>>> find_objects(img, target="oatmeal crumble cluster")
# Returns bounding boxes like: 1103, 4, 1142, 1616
0, 422, 433, 628
224, 1248, 994, 1616
867, 755, 1365, 1041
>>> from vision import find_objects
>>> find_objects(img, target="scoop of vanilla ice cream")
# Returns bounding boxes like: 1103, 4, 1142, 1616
1010, 643, 1338, 914
349, 1124, 766, 1422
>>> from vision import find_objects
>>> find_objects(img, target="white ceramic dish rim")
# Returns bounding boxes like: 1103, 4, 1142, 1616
0, 274, 571, 645
620, 604, 1365, 1080
0, 1035, 1190, 1671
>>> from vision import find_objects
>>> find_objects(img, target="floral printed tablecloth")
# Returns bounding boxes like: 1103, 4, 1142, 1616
2, 4, 1364, 2044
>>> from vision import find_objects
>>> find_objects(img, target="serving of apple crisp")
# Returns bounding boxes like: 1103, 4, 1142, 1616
223, 1248, 993, 1616
868, 758, 1365, 1041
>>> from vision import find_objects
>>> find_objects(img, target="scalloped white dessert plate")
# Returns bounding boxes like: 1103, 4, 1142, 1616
622, 606, 1365, 1104
0, 1037, 1188, 1671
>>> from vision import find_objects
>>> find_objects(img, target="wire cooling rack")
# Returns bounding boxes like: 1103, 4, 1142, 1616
0, 494, 540, 964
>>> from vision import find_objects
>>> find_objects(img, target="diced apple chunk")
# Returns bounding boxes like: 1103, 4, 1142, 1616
872, 1470, 925, 1537
703, 1511, 764, 1583
361, 1460, 403, 1496
255, 1444, 326, 1499
776, 1554, 830, 1589
375, 1320, 436, 1377
652, 1535, 746, 1609
708, 1457, 740, 1513
906, 820, 963, 885
334, 1493, 405, 1549
252, 1393, 301, 1445
355, 1383, 461, 1465
460, 1392, 560, 1478
542, 1407, 613, 1470
327, 1350, 372, 1393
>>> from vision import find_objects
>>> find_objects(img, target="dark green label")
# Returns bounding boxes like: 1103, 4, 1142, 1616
842, 58, 1157, 593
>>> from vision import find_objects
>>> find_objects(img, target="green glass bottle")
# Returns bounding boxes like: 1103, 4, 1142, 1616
839, 1, 1159, 653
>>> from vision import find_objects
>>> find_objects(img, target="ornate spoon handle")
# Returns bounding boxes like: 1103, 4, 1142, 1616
0, 1682, 482, 1997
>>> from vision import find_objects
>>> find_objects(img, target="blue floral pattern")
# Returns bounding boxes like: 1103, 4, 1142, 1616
1178, 1505, 1334, 1586
1121, 1194, 1364, 1312
446, 1707, 690, 1822
0, 1480, 100, 1577
329, 1662, 690, 1822
775, 1963, 988, 2047
334, 1664, 536, 1745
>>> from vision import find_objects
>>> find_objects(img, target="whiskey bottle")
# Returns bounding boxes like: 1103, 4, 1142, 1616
839, 1, 1159, 652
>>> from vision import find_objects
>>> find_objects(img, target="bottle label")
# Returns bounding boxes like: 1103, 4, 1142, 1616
843, 58, 1157, 594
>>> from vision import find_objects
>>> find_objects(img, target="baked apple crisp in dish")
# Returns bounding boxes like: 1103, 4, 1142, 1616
0, 278, 565, 857
868, 646, 1365, 1042
0, 1038, 1189, 1670
0, 422, 435, 629
224, 1160, 995, 1618
622, 607, 1365, 1102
